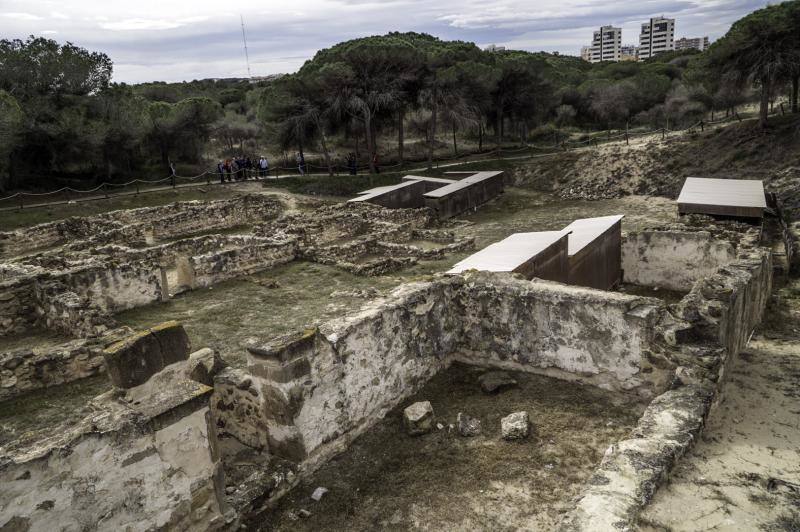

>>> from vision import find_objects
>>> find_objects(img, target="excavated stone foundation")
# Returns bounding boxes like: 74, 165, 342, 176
0, 196, 776, 530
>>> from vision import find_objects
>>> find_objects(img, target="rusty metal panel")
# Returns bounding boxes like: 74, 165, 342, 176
530, 234, 569, 283
677, 177, 766, 219
563, 216, 624, 290
423, 171, 504, 219
349, 180, 426, 209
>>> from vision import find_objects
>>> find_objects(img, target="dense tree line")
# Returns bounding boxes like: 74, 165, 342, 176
0, 38, 229, 191
0, 2, 798, 189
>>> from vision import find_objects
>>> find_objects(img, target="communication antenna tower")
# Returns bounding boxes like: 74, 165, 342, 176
240, 14, 252, 78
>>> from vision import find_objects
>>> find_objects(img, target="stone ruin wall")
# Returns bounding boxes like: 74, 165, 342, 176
0, 338, 107, 401
210, 222, 773, 524
621, 224, 755, 291
0, 194, 282, 258
0, 201, 473, 402
188, 237, 298, 289
0, 324, 230, 532
0, 213, 776, 530
562, 244, 772, 531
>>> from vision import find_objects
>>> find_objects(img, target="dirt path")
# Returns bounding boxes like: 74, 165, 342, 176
639, 277, 800, 531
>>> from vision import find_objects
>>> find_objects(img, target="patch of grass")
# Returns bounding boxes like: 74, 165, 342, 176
261, 173, 404, 197
0, 185, 254, 231
0, 374, 110, 448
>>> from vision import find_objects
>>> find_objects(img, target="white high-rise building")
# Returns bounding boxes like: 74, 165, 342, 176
589, 25, 622, 63
675, 36, 710, 52
639, 17, 675, 60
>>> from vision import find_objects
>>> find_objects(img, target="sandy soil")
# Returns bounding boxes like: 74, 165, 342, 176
639, 276, 800, 531
254, 363, 644, 531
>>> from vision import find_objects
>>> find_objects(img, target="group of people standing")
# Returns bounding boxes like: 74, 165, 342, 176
216, 156, 270, 183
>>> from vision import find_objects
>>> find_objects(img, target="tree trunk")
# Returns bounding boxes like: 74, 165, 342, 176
495, 110, 502, 152
364, 112, 376, 174
319, 133, 333, 177
478, 122, 483, 152
759, 76, 770, 129
397, 108, 405, 166
427, 99, 437, 170
792, 74, 799, 114
452, 123, 458, 156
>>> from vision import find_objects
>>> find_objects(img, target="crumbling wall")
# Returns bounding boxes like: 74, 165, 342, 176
560, 246, 773, 531
190, 237, 297, 288
0, 405, 225, 531
53, 262, 163, 314
456, 274, 669, 397
217, 279, 462, 469
0, 339, 110, 402
622, 230, 737, 291
0, 195, 282, 258
0, 324, 228, 531
0, 277, 38, 336
216, 272, 674, 475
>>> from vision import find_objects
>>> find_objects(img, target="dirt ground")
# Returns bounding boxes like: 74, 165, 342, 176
255, 363, 644, 532
639, 276, 800, 532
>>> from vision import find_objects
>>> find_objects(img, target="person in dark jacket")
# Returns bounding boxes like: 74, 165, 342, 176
217, 161, 225, 184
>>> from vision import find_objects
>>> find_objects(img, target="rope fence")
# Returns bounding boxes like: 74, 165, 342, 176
0, 108, 772, 210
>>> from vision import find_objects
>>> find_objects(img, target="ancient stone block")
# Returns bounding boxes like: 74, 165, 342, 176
151, 320, 191, 366
501, 411, 530, 440
103, 322, 191, 389
403, 401, 434, 436
187, 348, 227, 386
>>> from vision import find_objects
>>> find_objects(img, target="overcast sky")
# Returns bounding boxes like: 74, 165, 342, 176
0, 0, 773, 83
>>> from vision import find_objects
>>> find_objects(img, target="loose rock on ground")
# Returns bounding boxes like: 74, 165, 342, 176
501, 411, 530, 440
403, 401, 434, 436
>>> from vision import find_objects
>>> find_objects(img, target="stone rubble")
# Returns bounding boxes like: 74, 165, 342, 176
403, 401, 435, 436
501, 411, 530, 440
456, 412, 482, 437
478, 371, 518, 394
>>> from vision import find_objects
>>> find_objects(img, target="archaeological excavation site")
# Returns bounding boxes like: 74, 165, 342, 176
0, 170, 796, 531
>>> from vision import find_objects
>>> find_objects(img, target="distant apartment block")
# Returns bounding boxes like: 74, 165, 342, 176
484, 44, 506, 53
589, 25, 622, 63
639, 17, 675, 60
675, 36, 710, 52
620, 45, 638, 61
580, 46, 592, 61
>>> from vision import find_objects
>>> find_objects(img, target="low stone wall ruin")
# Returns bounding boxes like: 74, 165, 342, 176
621, 221, 756, 292
0, 325, 229, 532
188, 237, 297, 289
0, 195, 281, 258
561, 245, 772, 531
213, 272, 682, 473
209, 220, 773, 525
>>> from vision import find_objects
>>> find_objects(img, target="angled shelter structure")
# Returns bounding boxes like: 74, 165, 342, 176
347, 180, 427, 209
562, 215, 624, 290
423, 171, 505, 219
401, 175, 456, 192
447, 231, 569, 283
677, 177, 766, 219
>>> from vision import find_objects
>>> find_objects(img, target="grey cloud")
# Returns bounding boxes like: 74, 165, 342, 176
1, 0, 775, 82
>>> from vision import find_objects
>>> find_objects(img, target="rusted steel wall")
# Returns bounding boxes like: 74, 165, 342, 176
568, 221, 622, 290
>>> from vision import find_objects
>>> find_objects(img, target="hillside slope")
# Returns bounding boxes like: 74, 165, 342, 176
514, 116, 800, 216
